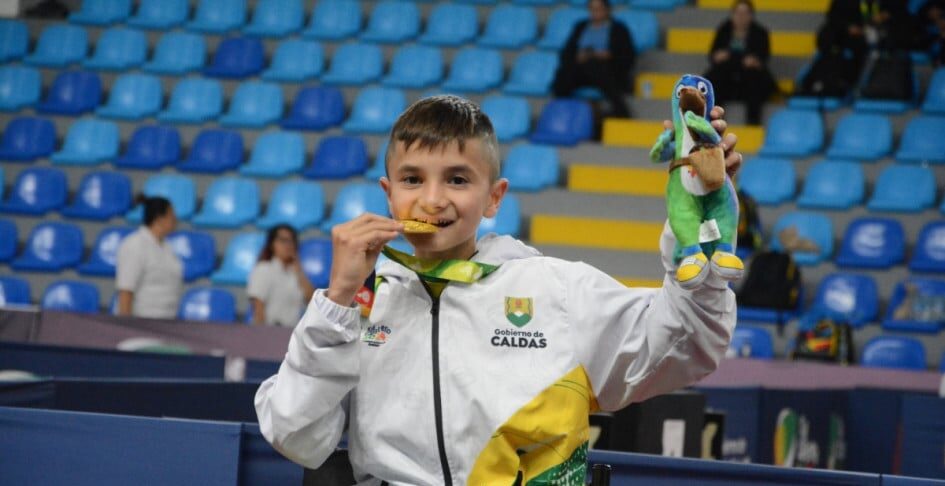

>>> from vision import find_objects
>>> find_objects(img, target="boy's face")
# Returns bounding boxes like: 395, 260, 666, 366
380, 138, 508, 261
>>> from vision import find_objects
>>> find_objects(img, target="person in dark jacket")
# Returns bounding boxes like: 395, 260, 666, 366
552, 0, 635, 118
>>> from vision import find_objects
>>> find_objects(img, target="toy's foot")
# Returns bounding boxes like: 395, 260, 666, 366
711, 251, 744, 281
676, 252, 709, 289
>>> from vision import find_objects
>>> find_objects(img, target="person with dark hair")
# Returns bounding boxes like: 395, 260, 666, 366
246, 224, 315, 327
115, 196, 182, 319
552, 0, 635, 118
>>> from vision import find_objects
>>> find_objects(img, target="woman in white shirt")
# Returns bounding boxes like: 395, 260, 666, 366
247, 224, 315, 327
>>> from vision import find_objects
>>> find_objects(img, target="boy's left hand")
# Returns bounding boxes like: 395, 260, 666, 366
662, 105, 742, 178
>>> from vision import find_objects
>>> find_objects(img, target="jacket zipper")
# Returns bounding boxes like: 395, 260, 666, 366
429, 297, 454, 485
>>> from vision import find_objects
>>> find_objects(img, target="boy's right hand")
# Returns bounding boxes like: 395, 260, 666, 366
326, 214, 403, 306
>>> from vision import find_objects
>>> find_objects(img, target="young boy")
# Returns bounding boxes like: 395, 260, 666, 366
255, 96, 739, 485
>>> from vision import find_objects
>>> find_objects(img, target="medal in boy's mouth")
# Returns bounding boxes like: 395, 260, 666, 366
402, 218, 455, 232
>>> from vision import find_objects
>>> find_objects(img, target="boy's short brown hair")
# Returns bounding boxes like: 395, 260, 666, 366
385, 95, 501, 181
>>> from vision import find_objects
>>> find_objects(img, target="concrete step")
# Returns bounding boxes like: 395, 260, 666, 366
659, 5, 827, 30
602, 118, 765, 153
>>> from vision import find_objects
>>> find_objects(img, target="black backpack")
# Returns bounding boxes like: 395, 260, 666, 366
860, 53, 914, 101
736, 251, 801, 311
736, 189, 763, 256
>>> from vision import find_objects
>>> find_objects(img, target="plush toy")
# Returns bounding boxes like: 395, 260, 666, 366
649, 74, 743, 288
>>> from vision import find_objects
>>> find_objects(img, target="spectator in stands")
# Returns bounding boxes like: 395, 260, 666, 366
552, 0, 635, 118
247, 224, 315, 327
919, 0, 945, 65
116, 196, 182, 319
703, 0, 777, 125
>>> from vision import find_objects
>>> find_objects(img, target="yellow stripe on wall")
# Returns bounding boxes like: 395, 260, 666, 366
697, 0, 829, 12
601, 119, 764, 154
530, 215, 663, 252
666, 28, 815, 57
568, 165, 668, 196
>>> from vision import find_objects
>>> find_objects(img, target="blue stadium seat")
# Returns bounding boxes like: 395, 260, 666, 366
804, 273, 879, 328
320, 183, 389, 232
143, 32, 206, 75
382, 45, 443, 89
0, 66, 40, 111
158, 78, 223, 124
419, 3, 478, 46
36, 71, 102, 115
177, 129, 244, 174
825, 113, 892, 161
770, 211, 834, 265
11, 222, 84, 272
360, 1, 420, 44
862, 336, 927, 370
796, 160, 864, 210
513, 0, 555, 5
187, 0, 247, 33
0, 168, 67, 215
835, 217, 905, 269
628, 0, 686, 9
728, 325, 774, 359
192, 177, 260, 228
178, 287, 236, 323
77, 226, 134, 276
25, 24, 88, 67
126, 174, 196, 222
83, 28, 147, 71
614, 9, 659, 53
482, 96, 531, 142
867, 165, 936, 213
219, 81, 283, 128
51, 119, 119, 165
128, 0, 189, 30
61, 171, 132, 220
909, 220, 945, 273
501, 143, 560, 192
0, 117, 56, 162
530, 99, 593, 146
738, 157, 795, 206
304, 136, 368, 179
0, 276, 30, 307
203, 37, 264, 78
115, 125, 181, 170
478, 5, 538, 49
883, 278, 945, 333
299, 239, 332, 288
758, 109, 824, 157
301, 0, 361, 40
262, 40, 324, 82
894, 116, 945, 164
0, 218, 16, 262
42, 280, 100, 314
257, 181, 325, 232
921, 68, 945, 114
280, 86, 346, 131
503, 51, 559, 96
342, 87, 406, 134
478, 193, 521, 238
442, 48, 504, 93
96, 73, 162, 120
321, 43, 383, 86
239, 131, 305, 178
0, 19, 28, 63
364, 140, 389, 181
166, 230, 217, 282
538, 7, 587, 50
210, 232, 265, 285
244, 0, 303, 37
69, 0, 131, 25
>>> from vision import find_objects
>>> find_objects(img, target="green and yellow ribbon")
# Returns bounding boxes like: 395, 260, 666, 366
381, 245, 499, 284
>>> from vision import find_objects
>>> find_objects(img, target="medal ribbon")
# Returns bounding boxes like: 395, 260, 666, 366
381, 245, 499, 284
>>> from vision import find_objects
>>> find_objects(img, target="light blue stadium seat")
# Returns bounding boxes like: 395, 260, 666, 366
825, 113, 892, 161
501, 143, 560, 192
96, 73, 162, 120
867, 165, 936, 213
862, 336, 927, 369
538, 7, 587, 50
342, 87, 406, 134
0, 117, 56, 162
25, 24, 88, 67
909, 221, 945, 273
192, 177, 260, 228
257, 181, 325, 232
128, 0, 189, 30
0, 168, 67, 215
178, 287, 236, 323
51, 119, 119, 165
36, 71, 102, 116
158, 78, 223, 124
203, 36, 264, 78
302, 0, 361, 40
83, 28, 147, 71
478, 5, 538, 49
115, 125, 180, 170
300, 239, 332, 288
382, 46, 443, 89
239, 131, 305, 178
0, 218, 16, 262
835, 217, 905, 269
0, 276, 31, 307
304, 136, 368, 179
738, 157, 795, 206
166, 230, 217, 282
244, 0, 303, 37
187, 0, 247, 33
478, 193, 521, 238
0, 66, 40, 111
883, 278, 945, 333
503, 51, 559, 96
321, 43, 383, 86
280, 86, 346, 131
419, 3, 478, 46
11, 222, 84, 272
628, 0, 686, 10
787, 95, 846, 111
126, 174, 196, 222
262, 40, 324, 82
804, 273, 879, 328
513, 0, 555, 4
758, 109, 824, 157
442, 48, 504, 93
61, 171, 132, 220
364, 140, 389, 181
211, 232, 265, 285
796, 159, 864, 210
770, 211, 834, 265
77, 226, 134, 277
728, 324, 774, 359
177, 129, 244, 174
219, 81, 283, 128
614, 9, 659, 53
69, 0, 131, 25
530, 99, 593, 146
482, 95, 531, 142
320, 183, 389, 233
42, 280, 100, 314
0, 19, 28, 63
894, 116, 945, 164
143, 32, 206, 75
921, 68, 945, 114
360, 1, 420, 44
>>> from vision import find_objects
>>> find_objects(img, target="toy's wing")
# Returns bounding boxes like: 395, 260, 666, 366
683, 111, 722, 144
649, 129, 675, 163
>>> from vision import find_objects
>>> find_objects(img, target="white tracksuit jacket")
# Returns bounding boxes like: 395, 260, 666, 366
255, 227, 736, 485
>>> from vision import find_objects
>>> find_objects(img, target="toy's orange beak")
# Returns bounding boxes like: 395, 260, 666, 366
678, 87, 706, 117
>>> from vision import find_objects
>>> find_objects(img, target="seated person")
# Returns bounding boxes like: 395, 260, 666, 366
247, 224, 315, 327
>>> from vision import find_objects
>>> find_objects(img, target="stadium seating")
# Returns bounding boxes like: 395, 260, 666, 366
628, 0, 686, 9
61, 171, 133, 220
478, 5, 538, 49
503, 51, 559, 96
192, 177, 260, 228
299, 239, 333, 288
0, 276, 31, 306
342, 87, 406, 134
442, 48, 504, 93
11, 222, 84, 272
280, 86, 346, 131
52, 119, 119, 165
178, 288, 237, 323
0, 66, 40, 111
143, 32, 206, 75
835, 217, 905, 269
83, 28, 147, 71
478, 193, 522, 238
96, 73, 163, 119
530, 99, 593, 146
114, 125, 181, 170
0, 117, 56, 161
738, 157, 795, 205
320, 183, 389, 232
770, 211, 834, 265
243, 0, 304, 37
614, 9, 659, 53
126, 174, 197, 222
166, 230, 217, 282
262, 40, 324, 82
240, 131, 306, 178
302, 0, 361, 40
419, 3, 478, 46
321, 43, 384, 86
482, 96, 531, 142
0, 218, 15, 262
36, 71, 102, 115
219, 81, 283, 128
909, 221, 945, 273
796, 160, 864, 210
502, 144, 560, 192
728, 325, 774, 359
921, 68, 945, 114
824, 113, 892, 161
538, 7, 586, 50
866, 165, 936, 213
70, 0, 131, 25
158, 78, 224, 124
77, 227, 134, 277
360, 1, 420, 44
187, 0, 247, 33
203, 37, 264, 78
0, 19, 28, 62
210, 232, 266, 285
883, 278, 945, 333
382, 45, 444, 89
25, 24, 88, 67
804, 273, 879, 328
0, 167, 68, 215
41, 280, 100, 314
894, 116, 945, 164
177, 129, 244, 174
304, 136, 369, 179
757, 109, 824, 157
364, 140, 389, 181
128, 0, 189, 30
861, 336, 927, 370
257, 181, 325, 232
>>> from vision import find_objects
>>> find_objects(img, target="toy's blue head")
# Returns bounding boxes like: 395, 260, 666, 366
672, 74, 715, 122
